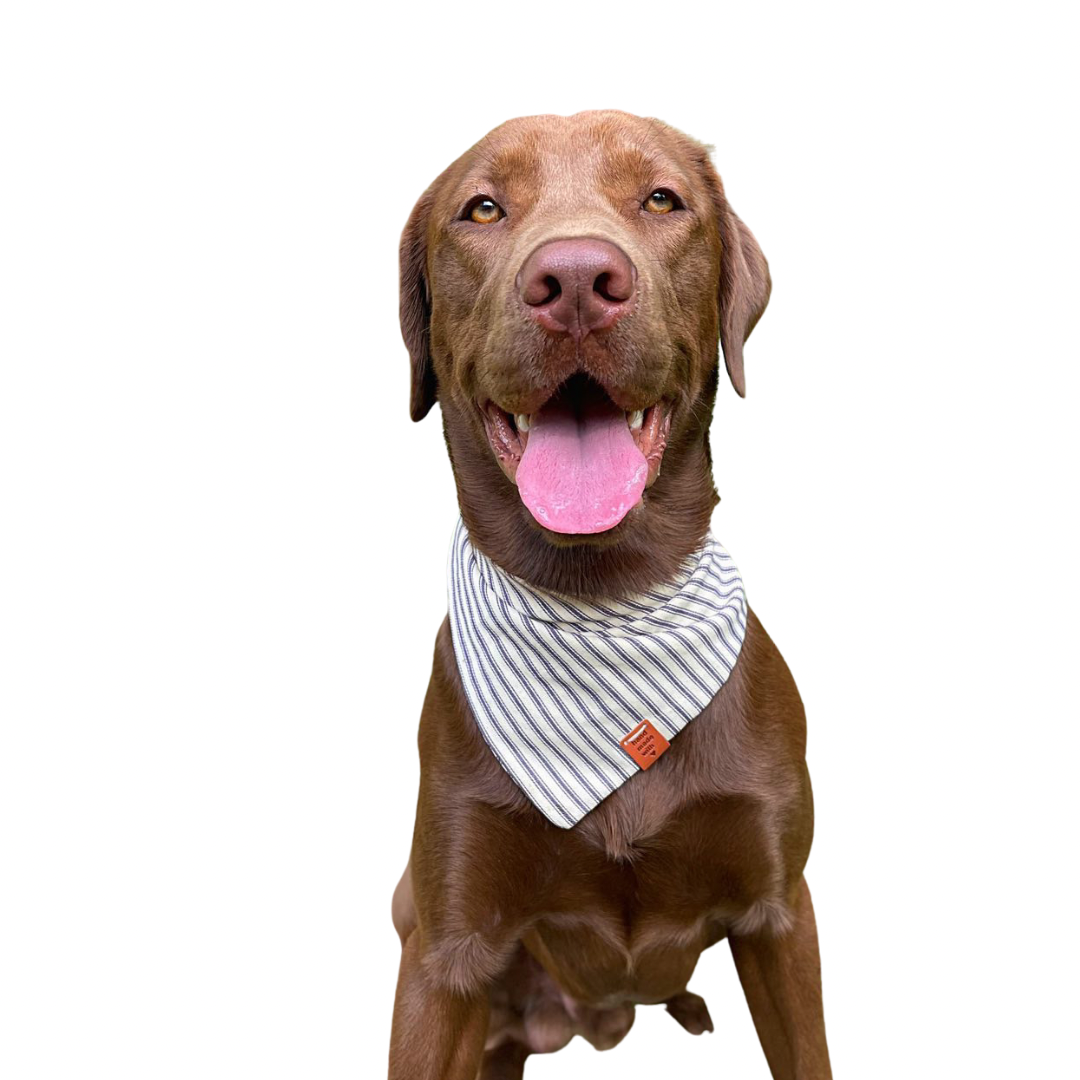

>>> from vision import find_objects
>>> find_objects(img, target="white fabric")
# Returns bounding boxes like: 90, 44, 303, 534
447, 518, 748, 827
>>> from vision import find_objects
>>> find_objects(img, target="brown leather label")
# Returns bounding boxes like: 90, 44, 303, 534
620, 719, 670, 770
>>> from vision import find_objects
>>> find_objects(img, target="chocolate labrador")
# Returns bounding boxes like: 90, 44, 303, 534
389, 111, 831, 1079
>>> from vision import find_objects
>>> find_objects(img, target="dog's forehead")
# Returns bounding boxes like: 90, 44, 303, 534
449, 112, 695, 206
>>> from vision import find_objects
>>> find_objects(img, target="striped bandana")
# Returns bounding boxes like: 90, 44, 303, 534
447, 518, 748, 828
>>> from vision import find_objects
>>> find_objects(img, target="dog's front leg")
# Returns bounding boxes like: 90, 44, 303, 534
389, 930, 491, 1080
729, 876, 832, 1079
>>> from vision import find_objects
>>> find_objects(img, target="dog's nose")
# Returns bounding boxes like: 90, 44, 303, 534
517, 238, 637, 340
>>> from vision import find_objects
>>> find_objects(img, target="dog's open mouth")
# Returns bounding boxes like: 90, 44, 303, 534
480, 374, 672, 535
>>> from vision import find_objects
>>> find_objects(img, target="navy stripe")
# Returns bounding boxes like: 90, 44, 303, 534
451, 538, 583, 823
483, 584, 636, 779
455, 543, 598, 815
483, 569, 643, 751
477, 583, 626, 788
449, 578, 573, 823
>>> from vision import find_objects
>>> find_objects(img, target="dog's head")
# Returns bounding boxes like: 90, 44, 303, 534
401, 111, 769, 596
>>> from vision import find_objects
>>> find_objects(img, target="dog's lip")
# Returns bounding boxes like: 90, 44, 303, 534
478, 387, 672, 488
479, 403, 528, 478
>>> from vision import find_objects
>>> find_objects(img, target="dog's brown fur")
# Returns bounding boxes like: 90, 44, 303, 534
389, 111, 831, 1079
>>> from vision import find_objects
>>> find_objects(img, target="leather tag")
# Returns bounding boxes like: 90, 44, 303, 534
620, 719, 670, 770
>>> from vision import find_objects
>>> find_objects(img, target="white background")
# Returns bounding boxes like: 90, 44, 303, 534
1, 3, 1077, 1077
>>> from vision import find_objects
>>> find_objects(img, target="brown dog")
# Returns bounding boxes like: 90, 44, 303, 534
389, 111, 831, 1079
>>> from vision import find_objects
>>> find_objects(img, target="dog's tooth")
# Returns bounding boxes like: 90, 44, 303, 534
628, 409, 644, 430
515, 414, 530, 433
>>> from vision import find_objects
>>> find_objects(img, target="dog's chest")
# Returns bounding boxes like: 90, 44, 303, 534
523, 787, 789, 1005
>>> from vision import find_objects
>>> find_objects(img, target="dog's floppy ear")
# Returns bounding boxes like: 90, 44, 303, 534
399, 185, 438, 422
717, 204, 770, 397
693, 151, 771, 397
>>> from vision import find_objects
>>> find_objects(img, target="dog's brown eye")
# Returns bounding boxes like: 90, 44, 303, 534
644, 190, 677, 214
468, 197, 504, 224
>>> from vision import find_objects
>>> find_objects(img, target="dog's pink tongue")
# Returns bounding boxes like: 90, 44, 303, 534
517, 394, 647, 534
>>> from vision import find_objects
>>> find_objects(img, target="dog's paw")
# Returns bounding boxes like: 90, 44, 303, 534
665, 991, 714, 1035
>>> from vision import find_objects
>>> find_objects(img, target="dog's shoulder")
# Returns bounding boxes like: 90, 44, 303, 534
416, 616, 534, 816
